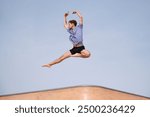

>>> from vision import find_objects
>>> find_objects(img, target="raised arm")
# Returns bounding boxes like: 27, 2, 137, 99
64, 12, 69, 29
73, 11, 83, 25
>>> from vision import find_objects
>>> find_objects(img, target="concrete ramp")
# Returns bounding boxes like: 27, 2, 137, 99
0, 86, 149, 100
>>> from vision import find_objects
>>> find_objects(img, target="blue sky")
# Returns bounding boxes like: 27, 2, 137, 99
0, 0, 150, 97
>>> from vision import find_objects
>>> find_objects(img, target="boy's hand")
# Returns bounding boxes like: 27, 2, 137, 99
72, 11, 77, 14
64, 12, 69, 17
72, 10, 80, 14
72, 10, 83, 24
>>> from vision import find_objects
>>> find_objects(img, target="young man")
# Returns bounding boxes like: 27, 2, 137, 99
42, 11, 91, 68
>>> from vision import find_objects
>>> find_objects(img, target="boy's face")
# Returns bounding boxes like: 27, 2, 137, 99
68, 23, 74, 29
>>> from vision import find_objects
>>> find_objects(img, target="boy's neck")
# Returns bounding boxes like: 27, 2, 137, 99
71, 25, 76, 30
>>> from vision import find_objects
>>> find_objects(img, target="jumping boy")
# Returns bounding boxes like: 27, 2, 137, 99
42, 11, 91, 68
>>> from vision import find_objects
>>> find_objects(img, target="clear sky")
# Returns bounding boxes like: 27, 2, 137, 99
0, 0, 150, 97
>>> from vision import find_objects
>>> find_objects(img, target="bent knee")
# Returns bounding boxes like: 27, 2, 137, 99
82, 52, 91, 58
85, 52, 91, 58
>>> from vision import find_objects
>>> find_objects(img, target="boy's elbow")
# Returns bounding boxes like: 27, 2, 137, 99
64, 25, 68, 29
80, 16, 83, 24
80, 16, 83, 20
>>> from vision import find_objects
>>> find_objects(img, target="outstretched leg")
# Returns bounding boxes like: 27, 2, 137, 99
42, 51, 72, 68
